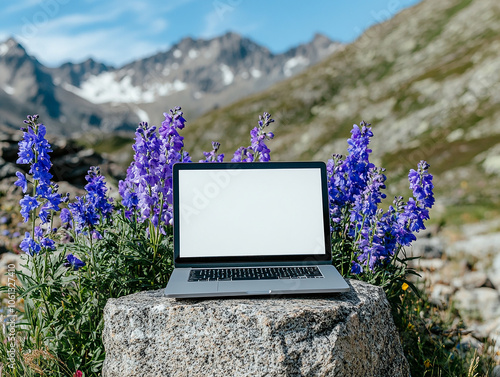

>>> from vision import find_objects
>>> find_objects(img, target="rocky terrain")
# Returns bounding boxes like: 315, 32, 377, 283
409, 221, 500, 362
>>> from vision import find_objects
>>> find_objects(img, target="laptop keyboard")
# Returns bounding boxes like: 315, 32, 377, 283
188, 266, 324, 282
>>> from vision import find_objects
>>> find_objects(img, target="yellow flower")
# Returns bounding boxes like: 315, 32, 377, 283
402, 282, 409, 291
424, 359, 431, 369
407, 323, 415, 331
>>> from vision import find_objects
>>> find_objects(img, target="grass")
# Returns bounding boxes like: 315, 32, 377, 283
393, 281, 498, 376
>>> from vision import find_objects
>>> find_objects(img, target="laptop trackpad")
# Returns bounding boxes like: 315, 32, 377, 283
217, 279, 305, 293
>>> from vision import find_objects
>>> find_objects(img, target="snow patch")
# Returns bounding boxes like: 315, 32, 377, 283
62, 72, 187, 104
193, 91, 202, 99
220, 64, 234, 85
134, 107, 150, 123
188, 49, 198, 59
250, 68, 262, 78
0, 43, 8, 56
283, 56, 309, 77
241, 71, 249, 79
173, 49, 182, 58
2, 85, 14, 95
149, 80, 187, 97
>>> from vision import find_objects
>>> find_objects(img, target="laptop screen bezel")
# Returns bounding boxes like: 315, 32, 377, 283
172, 161, 333, 267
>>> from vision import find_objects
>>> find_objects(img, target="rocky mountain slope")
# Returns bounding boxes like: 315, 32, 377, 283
0, 33, 340, 135
183, 0, 500, 223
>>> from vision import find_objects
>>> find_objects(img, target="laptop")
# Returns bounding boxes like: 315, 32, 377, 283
164, 161, 349, 298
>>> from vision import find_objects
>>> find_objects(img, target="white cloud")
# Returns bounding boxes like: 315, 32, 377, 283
7, 0, 173, 67
149, 18, 168, 34
19, 27, 162, 67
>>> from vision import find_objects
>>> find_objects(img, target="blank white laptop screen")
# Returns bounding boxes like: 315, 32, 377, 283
178, 167, 326, 258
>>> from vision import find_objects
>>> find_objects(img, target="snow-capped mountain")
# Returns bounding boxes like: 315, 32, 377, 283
0, 38, 140, 135
0, 32, 341, 135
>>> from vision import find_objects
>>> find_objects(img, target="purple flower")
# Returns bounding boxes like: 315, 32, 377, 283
34, 226, 43, 239
200, 141, 225, 163
60, 208, 72, 224
40, 237, 55, 249
69, 167, 113, 234
64, 254, 86, 271
19, 195, 39, 222
14, 172, 28, 193
351, 262, 363, 274
231, 147, 254, 162
19, 232, 41, 256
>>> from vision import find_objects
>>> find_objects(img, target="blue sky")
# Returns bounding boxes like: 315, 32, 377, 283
0, 0, 422, 67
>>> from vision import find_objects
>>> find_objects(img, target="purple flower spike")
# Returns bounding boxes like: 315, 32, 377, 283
16, 116, 62, 230
200, 141, 224, 163
231, 112, 275, 162
328, 121, 434, 273
119, 107, 190, 234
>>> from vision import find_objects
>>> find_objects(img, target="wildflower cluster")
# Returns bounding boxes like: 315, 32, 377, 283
118, 108, 191, 237
232, 112, 274, 162
14, 115, 62, 255
328, 121, 434, 276
65, 166, 113, 238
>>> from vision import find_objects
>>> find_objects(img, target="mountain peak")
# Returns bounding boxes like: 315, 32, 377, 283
312, 33, 333, 44
0, 37, 28, 57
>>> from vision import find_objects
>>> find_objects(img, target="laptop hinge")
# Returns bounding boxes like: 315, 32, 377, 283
175, 260, 333, 268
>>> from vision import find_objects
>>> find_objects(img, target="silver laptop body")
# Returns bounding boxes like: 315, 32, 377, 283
164, 161, 349, 298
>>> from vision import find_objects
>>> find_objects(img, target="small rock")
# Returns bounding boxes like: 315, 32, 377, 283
410, 236, 445, 258
492, 365, 500, 377
447, 232, 500, 260
429, 283, 455, 307
439, 260, 469, 284
414, 258, 445, 272
490, 253, 500, 289
0, 159, 19, 180
470, 317, 500, 341
453, 287, 500, 322
451, 271, 494, 290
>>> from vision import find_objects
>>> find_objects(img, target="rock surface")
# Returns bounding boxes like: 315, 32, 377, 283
102, 279, 410, 377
